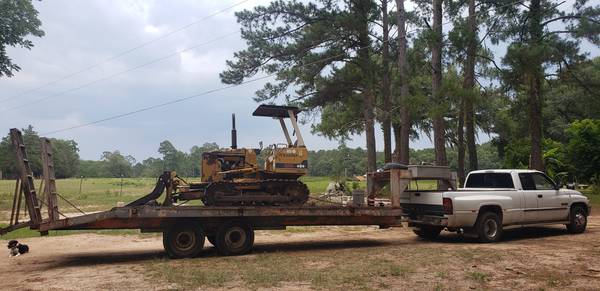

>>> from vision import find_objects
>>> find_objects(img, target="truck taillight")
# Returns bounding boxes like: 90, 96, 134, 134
443, 198, 453, 214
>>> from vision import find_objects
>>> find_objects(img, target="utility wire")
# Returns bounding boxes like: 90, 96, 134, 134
41, 74, 274, 135
41, 0, 521, 136
0, 0, 250, 104
1, 31, 239, 113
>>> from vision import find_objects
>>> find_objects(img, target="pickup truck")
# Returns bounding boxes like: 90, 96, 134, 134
401, 169, 591, 242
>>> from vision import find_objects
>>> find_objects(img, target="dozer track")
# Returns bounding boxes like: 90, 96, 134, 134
202, 179, 309, 206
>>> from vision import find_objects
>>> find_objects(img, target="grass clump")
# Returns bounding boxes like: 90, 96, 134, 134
466, 271, 489, 283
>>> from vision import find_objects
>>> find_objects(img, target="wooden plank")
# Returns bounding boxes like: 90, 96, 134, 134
40, 138, 59, 221
10, 129, 42, 226
9, 178, 20, 226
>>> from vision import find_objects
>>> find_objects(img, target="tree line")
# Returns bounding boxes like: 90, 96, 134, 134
0, 122, 598, 184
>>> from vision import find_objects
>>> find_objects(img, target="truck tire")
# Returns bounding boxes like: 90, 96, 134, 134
475, 212, 503, 243
566, 205, 587, 234
413, 225, 442, 240
215, 220, 255, 256
163, 223, 205, 259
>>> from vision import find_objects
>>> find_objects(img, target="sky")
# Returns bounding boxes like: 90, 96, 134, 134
0, 0, 596, 162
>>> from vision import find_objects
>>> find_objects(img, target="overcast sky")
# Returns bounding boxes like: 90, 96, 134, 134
0, 0, 596, 162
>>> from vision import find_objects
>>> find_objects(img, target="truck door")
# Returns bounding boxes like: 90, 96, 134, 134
518, 173, 540, 222
530, 173, 570, 222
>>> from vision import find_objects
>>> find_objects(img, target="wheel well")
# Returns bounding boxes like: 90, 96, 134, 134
478, 205, 503, 221
570, 202, 588, 216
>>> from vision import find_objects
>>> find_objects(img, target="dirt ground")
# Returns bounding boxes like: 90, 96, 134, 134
2, 217, 600, 291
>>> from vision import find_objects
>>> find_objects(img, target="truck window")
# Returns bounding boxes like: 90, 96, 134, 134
518, 173, 535, 190
531, 173, 556, 190
519, 173, 556, 190
465, 173, 514, 188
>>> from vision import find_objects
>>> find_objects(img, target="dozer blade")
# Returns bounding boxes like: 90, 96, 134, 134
125, 172, 171, 207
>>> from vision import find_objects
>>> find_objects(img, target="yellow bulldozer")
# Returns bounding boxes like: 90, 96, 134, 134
127, 105, 310, 207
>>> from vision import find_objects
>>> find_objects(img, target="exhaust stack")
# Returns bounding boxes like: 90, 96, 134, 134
231, 113, 237, 149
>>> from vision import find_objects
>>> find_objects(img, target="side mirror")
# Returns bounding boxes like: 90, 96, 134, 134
555, 182, 563, 190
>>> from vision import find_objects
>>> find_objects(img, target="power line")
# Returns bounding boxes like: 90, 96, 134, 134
1, 31, 239, 113
41, 0, 522, 136
41, 74, 274, 135
0, 0, 250, 104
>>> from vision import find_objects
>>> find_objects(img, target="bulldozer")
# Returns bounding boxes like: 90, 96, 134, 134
128, 104, 310, 207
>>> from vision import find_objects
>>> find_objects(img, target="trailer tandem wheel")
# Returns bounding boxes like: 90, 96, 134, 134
214, 220, 255, 256
163, 222, 206, 259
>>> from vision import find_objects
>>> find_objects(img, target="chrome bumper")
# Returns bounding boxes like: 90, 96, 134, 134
407, 215, 448, 227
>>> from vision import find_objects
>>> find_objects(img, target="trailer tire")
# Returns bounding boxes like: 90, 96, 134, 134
163, 223, 205, 259
413, 225, 442, 240
215, 220, 254, 256
475, 212, 503, 243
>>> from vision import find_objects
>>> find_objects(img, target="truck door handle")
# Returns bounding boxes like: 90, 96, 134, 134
537, 194, 543, 198
414, 193, 421, 197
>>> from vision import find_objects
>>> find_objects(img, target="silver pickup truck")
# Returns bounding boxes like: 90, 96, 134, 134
402, 169, 591, 242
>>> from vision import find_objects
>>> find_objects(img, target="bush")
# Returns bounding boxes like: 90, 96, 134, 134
565, 119, 600, 182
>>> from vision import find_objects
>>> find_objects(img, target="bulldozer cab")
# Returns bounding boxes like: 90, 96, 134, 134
252, 105, 308, 175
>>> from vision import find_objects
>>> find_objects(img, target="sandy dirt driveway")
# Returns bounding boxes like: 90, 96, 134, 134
1, 217, 600, 290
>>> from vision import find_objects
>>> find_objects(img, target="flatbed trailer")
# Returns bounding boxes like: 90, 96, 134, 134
13, 204, 405, 258
39, 205, 404, 233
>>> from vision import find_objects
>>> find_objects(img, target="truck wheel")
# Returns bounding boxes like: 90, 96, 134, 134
566, 205, 587, 234
475, 212, 503, 243
413, 225, 442, 240
215, 220, 255, 256
163, 223, 205, 259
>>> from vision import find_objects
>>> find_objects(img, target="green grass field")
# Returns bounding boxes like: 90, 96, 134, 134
0, 176, 350, 214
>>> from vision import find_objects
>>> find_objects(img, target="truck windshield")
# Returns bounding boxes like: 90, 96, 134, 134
465, 173, 514, 188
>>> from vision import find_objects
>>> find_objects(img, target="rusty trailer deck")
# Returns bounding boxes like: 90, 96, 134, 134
38, 205, 405, 232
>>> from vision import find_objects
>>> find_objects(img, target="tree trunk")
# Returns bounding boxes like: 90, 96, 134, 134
381, 0, 392, 163
431, 0, 447, 166
457, 96, 466, 186
464, 0, 478, 171
393, 122, 402, 162
396, 0, 410, 165
355, 0, 377, 173
528, 0, 544, 171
